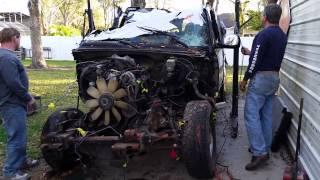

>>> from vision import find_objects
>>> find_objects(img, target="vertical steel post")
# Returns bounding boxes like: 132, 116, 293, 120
231, 0, 241, 138
87, 0, 95, 32
293, 98, 304, 179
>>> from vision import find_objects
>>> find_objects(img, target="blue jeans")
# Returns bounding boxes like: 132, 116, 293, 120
244, 72, 280, 156
0, 104, 27, 177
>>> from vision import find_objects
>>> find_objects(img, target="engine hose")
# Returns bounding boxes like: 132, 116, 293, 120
79, 65, 97, 99
191, 80, 217, 111
168, 106, 178, 141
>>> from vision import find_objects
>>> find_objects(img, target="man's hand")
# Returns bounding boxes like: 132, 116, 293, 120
27, 97, 36, 113
28, 97, 36, 106
240, 80, 248, 92
27, 97, 36, 112
241, 47, 251, 55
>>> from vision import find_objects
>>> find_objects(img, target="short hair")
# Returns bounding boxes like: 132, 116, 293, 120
263, 4, 282, 24
0, 28, 20, 43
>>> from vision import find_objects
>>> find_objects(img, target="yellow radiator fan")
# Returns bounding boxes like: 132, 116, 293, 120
85, 77, 129, 126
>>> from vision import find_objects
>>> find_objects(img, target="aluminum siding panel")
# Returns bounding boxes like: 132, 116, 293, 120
279, 0, 320, 179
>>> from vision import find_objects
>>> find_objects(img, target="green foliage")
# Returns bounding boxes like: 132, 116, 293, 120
240, 0, 263, 33
48, 25, 81, 36
246, 10, 263, 31
41, 0, 106, 34
96, 0, 126, 29
92, 0, 108, 29
56, 0, 86, 26
240, 0, 250, 28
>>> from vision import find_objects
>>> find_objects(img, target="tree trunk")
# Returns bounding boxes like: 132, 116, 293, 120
214, 0, 219, 11
268, 0, 278, 4
131, 0, 146, 8
28, 0, 47, 69
207, 0, 214, 7
40, 10, 48, 35
261, 0, 278, 5
62, 15, 68, 26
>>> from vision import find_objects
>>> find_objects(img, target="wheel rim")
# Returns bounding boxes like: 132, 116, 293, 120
41, 109, 84, 171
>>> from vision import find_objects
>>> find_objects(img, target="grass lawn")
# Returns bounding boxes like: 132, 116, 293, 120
22, 59, 76, 68
225, 66, 247, 93
0, 60, 246, 167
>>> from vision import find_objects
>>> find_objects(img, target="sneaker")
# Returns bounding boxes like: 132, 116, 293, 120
245, 154, 269, 171
20, 158, 39, 170
4, 172, 30, 180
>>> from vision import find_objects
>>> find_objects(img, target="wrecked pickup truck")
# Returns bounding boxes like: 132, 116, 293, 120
40, 4, 239, 179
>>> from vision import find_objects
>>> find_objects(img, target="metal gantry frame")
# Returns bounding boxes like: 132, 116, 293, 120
231, 0, 241, 138
87, 0, 95, 33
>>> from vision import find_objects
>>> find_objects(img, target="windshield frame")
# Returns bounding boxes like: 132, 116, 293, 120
85, 8, 215, 49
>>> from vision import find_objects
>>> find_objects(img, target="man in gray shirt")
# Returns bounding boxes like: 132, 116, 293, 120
0, 28, 38, 180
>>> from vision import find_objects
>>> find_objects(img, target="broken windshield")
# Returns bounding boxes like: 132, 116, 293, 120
85, 8, 209, 47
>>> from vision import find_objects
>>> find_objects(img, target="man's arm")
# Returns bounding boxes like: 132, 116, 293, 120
243, 33, 268, 81
240, 33, 268, 91
0, 57, 32, 103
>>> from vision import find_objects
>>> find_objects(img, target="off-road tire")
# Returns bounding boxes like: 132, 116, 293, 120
41, 108, 84, 171
182, 100, 216, 179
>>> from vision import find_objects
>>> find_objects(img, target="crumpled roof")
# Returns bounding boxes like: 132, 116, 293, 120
0, 22, 30, 35
85, 8, 205, 41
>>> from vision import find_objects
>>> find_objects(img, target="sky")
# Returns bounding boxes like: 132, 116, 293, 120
0, 0, 261, 16
0, 0, 30, 15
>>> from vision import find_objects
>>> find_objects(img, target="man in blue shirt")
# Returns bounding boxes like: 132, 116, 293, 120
0, 28, 38, 179
240, 4, 287, 170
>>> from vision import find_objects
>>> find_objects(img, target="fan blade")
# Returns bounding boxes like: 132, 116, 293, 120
107, 79, 118, 93
96, 77, 108, 94
87, 86, 100, 99
113, 88, 127, 99
91, 108, 103, 121
114, 101, 129, 110
104, 111, 110, 126
85, 99, 99, 109
112, 107, 121, 122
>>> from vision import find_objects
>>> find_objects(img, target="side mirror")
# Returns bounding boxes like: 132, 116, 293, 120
216, 34, 240, 49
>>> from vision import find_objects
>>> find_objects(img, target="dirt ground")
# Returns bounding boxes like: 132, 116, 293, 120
26, 97, 291, 180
